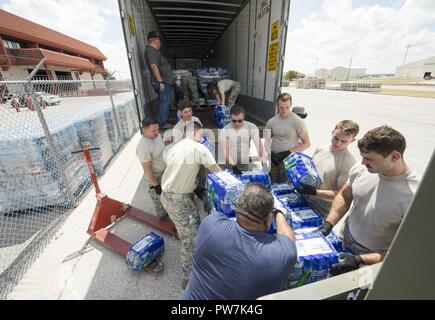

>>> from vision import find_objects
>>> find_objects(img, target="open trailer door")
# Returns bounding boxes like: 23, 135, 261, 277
119, 0, 291, 124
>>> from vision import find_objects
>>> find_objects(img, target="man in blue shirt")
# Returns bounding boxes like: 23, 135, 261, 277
181, 183, 297, 300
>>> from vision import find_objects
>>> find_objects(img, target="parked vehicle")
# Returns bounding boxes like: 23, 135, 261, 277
35, 91, 61, 105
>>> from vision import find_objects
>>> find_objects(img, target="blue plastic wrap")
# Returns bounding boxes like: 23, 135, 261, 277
287, 232, 339, 288
276, 192, 307, 209
288, 206, 323, 229
205, 170, 243, 216
271, 183, 294, 196
74, 111, 114, 175
239, 171, 271, 188
212, 104, 230, 128
283, 152, 322, 189
294, 227, 343, 253
125, 232, 165, 272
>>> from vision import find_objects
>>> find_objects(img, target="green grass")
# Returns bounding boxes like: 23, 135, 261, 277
378, 89, 435, 99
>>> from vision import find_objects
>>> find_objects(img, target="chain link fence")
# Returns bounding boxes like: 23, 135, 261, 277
0, 66, 138, 299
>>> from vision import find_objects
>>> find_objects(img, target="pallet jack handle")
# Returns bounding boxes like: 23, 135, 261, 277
72, 147, 102, 195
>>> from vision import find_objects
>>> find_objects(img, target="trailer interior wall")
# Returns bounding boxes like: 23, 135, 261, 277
206, 0, 290, 124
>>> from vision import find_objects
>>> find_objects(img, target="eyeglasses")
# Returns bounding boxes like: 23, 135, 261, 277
231, 119, 244, 123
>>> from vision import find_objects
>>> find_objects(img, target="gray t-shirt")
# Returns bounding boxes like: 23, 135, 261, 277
136, 135, 166, 175
220, 121, 260, 164
265, 113, 308, 153
345, 164, 420, 252
181, 211, 297, 300
145, 45, 174, 84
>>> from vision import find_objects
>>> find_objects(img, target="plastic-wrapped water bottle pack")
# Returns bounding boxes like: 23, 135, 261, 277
294, 227, 343, 253
283, 152, 322, 189
126, 232, 165, 272
205, 170, 244, 217
288, 206, 323, 229
239, 171, 271, 188
286, 232, 339, 289
213, 104, 230, 128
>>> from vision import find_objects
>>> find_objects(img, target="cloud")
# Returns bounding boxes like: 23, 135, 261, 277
284, 0, 435, 74
0, 0, 130, 79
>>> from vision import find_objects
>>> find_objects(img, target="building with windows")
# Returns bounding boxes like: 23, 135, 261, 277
0, 9, 106, 82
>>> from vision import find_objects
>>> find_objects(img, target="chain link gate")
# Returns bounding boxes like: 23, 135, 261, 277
0, 59, 138, 299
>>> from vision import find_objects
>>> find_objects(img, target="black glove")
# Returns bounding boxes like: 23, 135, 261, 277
271, 151, 291, 166
313, 221, 333, 237
232, 165, 243, 176
296, 183, 317, 196
194, 186, 205, 200
329, 253, 363, 276
150, 185, 162, 195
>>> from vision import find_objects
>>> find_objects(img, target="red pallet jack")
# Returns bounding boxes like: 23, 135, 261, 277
66, 147, 178, 273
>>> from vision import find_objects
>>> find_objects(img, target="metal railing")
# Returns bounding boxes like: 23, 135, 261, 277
0, 64, 138, 299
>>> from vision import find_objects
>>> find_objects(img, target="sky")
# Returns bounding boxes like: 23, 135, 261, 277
285, 0, 435, 75
1, 0, 434, 77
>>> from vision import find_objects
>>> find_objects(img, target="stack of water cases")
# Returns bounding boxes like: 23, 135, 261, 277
239, 171, 271, 188
213, 104, 231, 128
286, 232, 339, 289
0, 115, 88, 213
0, 96, 137, 214
126, 232, 165, 272
73, 107, 114, 175
194, 67, 231, 104
205, 170, 243, 217
283, 152, 322, 189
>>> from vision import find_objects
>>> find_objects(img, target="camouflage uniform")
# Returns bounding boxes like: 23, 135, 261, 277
145, 174, 168, 220
160, 192, 200, 280
181, 73, 199, 105
226, 81, 241, 106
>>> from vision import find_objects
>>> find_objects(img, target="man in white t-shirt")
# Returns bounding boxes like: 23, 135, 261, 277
207, 79, 241, 107
136, 117, 168, 219
265, 93, 311, 183
161, 120, 221, 289
219, 105, 264, 175
296, 120, 359, 217
315, 126, 420, 275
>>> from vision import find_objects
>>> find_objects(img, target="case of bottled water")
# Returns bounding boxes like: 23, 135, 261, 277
239, 171, 271, 188
283, 152, 322, 189
126, 232, 165, 272
294, 227, 343, 253
289, 206, 323, 229
286, 232, 339, 288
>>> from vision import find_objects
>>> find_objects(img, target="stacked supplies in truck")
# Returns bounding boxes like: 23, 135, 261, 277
239, 171, 271, 188
283, 152, 322, 189
205, 170, 243, 217
285, 232, 339, 289
194, 67, 231, 104
212, 104, 231, 128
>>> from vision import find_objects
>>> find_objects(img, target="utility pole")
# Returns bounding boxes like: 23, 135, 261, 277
403, 44, 412, 65
346, 58, 352, 81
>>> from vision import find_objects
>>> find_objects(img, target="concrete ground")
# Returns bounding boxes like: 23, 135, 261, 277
7, 88, 435, 300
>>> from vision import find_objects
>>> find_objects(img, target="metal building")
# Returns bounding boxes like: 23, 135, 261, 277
396, 55, 435, 79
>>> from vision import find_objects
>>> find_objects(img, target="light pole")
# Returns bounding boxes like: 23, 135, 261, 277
403, 44, 412, 65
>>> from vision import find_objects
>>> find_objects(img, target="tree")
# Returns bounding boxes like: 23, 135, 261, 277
103, 69, 116, 80
285, 70, 301, 81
